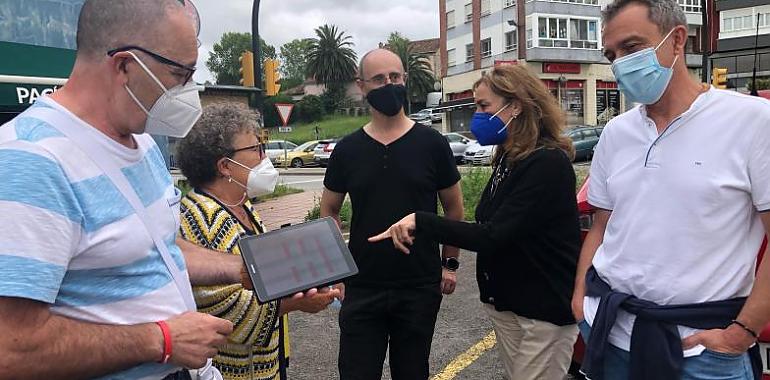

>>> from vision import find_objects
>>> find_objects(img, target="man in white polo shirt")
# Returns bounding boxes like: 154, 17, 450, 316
571, 0, 770, 379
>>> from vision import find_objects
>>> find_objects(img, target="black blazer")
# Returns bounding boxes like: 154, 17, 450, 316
417, 147, 580, 325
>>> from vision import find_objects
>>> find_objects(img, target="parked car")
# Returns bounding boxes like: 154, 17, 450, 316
566, 127, 603, 162
463, 141, 496, 166
273, 140, 321, 168
313, 140, 337, 167
443, 132, 475, 164
266, 140, 298, 162
569, 176, 770, 379
409, 108, 441, 123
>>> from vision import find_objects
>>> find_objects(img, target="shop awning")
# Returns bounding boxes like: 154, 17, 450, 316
0, 42, 75, 113
432, 97, 475, 112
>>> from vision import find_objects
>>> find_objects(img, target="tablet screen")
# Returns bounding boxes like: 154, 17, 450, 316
239, 217, 358, 302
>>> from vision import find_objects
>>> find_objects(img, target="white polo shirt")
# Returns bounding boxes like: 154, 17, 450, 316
583, 87, 770, 356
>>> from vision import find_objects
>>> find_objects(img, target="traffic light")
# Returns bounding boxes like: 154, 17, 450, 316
239, 51, 255, 87
712, 67, 728, 89
263, 58, 281, 96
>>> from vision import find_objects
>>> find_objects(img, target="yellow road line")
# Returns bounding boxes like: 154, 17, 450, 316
431, 331, 497, 380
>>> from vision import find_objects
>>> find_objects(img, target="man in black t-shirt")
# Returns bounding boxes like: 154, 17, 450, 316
321, 49, 463, 380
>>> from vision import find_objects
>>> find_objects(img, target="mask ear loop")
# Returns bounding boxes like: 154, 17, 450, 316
222, 158, 250, 204
491, 103, 514, 134
654, 28, 680, 69
125, 51, 170, 94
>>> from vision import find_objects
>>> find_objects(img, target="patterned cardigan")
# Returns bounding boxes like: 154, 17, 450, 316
179, 189, 289, 380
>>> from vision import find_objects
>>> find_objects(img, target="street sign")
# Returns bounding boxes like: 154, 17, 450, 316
278, 126, 292, 133
275, 103, 295, 126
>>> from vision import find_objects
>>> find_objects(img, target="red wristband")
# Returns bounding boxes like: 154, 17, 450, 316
155, 321, 172, 364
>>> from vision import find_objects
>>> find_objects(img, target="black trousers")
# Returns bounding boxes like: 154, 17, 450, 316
338, 283, 443, 380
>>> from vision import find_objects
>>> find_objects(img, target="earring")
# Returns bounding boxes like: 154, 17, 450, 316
228, 177, 232, 183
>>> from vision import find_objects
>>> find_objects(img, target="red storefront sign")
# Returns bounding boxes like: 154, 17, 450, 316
449, 90, 474, 100
542, 62, 581, 74
494, 60, 518, 66
542, 79, 584, 89
596, 80, 618, 89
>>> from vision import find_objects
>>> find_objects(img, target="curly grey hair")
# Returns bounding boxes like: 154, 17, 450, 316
602, 0, 687, 35
176, 104, 258, 188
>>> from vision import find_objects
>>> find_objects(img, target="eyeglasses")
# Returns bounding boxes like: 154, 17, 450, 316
359, 72, 406, 86
229, 143, 266, 158
107, 45, 196, 85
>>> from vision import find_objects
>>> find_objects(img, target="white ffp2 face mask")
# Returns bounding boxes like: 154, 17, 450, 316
227, 158, 279, 198
124, 51, 203, 138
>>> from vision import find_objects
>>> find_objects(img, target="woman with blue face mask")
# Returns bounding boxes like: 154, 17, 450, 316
370, 64, 582, 380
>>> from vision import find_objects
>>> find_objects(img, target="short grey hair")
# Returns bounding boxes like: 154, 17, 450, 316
176, 104, 258, 188
76, 0, 196, 57
602, 0, 687, 35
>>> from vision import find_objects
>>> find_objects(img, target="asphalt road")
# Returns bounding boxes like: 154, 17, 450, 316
285, 250, 508, 380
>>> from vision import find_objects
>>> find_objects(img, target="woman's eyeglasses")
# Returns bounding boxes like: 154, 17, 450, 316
230, 143, 266, 157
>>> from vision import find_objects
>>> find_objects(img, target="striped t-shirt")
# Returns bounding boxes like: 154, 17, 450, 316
0, 97, 188, 380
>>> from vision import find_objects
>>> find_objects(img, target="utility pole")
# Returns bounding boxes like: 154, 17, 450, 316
751, 12, 760, 96
252, 0, 263, 111
700, 0, 708, 83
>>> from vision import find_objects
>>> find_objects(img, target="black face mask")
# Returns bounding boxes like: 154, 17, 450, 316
366, 84, 406, 117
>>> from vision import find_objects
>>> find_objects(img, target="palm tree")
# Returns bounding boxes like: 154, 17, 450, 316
306, 24, 358, 89
386, 32, 436, 114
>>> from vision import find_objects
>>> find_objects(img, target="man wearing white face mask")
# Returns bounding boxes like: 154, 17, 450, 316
0, 1, 325, 379
570, 0, 770, 379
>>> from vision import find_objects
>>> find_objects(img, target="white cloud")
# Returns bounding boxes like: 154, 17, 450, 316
192, 0, 439, 83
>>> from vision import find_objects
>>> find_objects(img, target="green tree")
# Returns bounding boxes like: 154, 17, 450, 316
279, 38, 313, 82
306, 24, 358, 91
206, 32, 276, 85
385, 32, 436, 113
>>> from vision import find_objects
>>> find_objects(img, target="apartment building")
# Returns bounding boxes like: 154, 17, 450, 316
437, 0, 706, 132
708, 0, 770, 91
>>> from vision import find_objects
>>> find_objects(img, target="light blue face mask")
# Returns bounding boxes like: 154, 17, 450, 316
611, 28, 678, 105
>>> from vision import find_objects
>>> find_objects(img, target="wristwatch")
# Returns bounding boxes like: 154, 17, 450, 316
442, 257, 460, 272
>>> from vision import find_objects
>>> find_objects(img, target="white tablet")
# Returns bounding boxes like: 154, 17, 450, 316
239, 217, 358, 303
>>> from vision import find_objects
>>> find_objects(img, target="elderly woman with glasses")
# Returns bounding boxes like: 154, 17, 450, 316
176, 104, 338, 380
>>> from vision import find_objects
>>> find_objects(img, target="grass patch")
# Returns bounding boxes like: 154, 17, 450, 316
305, 197, 352, 231
257, 184, 303, 201
271, 115, 369, 144
574, 164, 590, 192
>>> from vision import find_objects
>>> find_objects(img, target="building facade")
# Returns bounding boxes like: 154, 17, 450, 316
708, 0, 770, 92
438, 0, 706, 132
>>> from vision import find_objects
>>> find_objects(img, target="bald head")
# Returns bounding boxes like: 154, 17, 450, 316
358, 48, 404, 80
76, 0, 199, 59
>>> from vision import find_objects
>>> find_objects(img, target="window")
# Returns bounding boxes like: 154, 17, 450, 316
744, 15, 753, 29
539, 17, 569, 47
723, 17, 733, 32
550, 0, 598, 4
505, 0, 516, 7
466, 43, 474, 62
267, 142, 280, 150
481, 38, 492, 58
569, 19, 598, 49
526, 26, 533, 48
678, 0, 700, 13
447, 10, 456, 29
465, 3, 473, 22
505, 30, 517, 51
481, 0, 491, 16
448, 49, 457, 67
